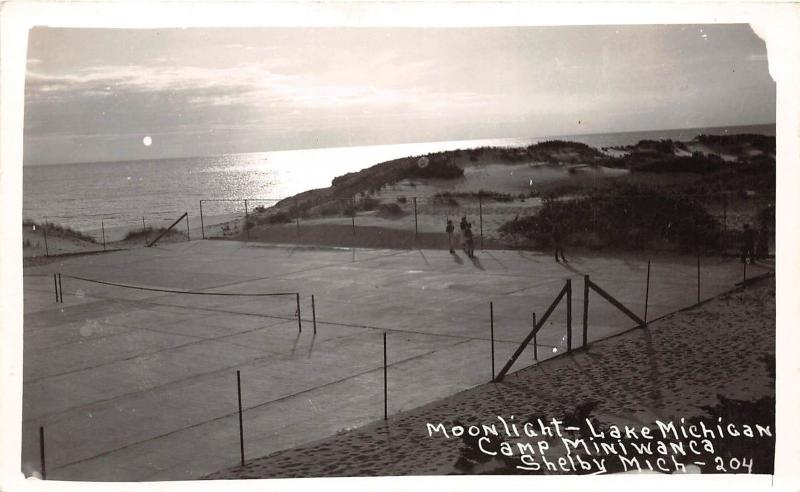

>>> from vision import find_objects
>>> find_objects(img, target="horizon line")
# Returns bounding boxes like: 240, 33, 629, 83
23, 121, 776, 168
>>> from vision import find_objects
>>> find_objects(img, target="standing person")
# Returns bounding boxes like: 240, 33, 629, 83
464, 223, 475, 258
550, 216, 567, 263
741, 223, 757, 264
459, 216, 468, 251
445, 219, 455, 253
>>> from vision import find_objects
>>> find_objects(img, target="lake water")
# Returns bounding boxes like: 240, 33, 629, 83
23, 123, 774, 233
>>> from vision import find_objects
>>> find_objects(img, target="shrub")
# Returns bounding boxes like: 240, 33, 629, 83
359, 196, 380, 211
376, 203, 404, 218
498, 184, 721, 252
405, 159, 464, 179
396, 196, 408, 204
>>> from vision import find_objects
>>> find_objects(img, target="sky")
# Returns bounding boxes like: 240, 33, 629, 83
24, 24, 775, 165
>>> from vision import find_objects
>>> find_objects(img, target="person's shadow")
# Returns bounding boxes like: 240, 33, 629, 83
451, 251, 464, 265
470, 255, 485, 270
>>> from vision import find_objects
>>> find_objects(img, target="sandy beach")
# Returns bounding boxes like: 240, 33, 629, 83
208, 275, 774, 478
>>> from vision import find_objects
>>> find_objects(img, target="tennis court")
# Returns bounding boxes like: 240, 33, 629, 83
20, 240, 772, 480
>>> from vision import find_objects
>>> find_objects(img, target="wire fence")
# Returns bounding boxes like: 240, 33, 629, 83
23, 211, 192, 258
23, 252, 774, 480
197, 190, 775, 256
23, 188, 774, 261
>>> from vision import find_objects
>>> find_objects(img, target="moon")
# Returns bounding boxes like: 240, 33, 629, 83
142, 136, 153, 146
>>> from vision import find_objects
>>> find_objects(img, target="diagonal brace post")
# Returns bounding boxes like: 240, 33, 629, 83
587, 278, 645, 327
495, 281, 569, 382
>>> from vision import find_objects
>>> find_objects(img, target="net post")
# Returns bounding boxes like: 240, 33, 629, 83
296, 293, 302, 332
582, 275, 589, 348
101, 220, 107, 251
237, 370, 244, 467
185, 212, 190, 241
39, 426, 46, 480
566, 279, 572, 354
311, 294, 317, 334
490, 301, 495, 382
644, 260, 651, 326
383, 332, 388, 420
200, 200, 206, 239
58, 273, 63, 303
532, 312, 537, 361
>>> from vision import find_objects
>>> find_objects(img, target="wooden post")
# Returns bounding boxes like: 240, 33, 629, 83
244, 199, 249, 218
532, 312, 538, 361
185, 213, 190, 241
53, 274, 58, 303
490, 302, 495, 382
582, 275, 589, 348
566, 279, 572, 354
294, 198, 300, 235
200, 200, 206, 239
413, 197, 418, 239
696, 256, 701, 304
237, 370, 244, 467
42, 223, 49, 257
296, 293, 302, 332
58, 273, 63, 303
644, 260, 651, 326
101, 220, 107, 251
743, 260, 747, 287
312, 295, 317, 334
722, 194, 727, 252
479, 195, 484, 250
142, 216, 149, 245
351, 198, 356, 235
39, 426, 46, 480
383, 332, 388, 420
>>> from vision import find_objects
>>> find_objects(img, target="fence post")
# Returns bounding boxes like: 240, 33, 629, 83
490, 301, 495, 382
237, 370, 244, 467
383, 332, 388, 420
644, 260, 651, 326
532, 312, 538, 361
479, 195, 484, 250
200, 200, 206, 239
312, 294, 317, 334
185, 213, 190, 241
743, 260, 747, 287
566, 279, 572, 354
42, 223, 49, 257
39, 426, 46, 480
101, 220, 107, 251
244, 199, 249, 218
696, 256, 701, 304
58, 273, 63, 303
722, 193, 727, 253
294, 198, 300, 235
142, 216, 149, 245
582, 275, 589, 348
352, 197, 356, 235
296, 293, 302, 332
53, 274, 58, 303
413, 197, 418, 239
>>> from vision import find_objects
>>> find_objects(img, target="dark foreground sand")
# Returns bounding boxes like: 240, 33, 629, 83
207, 276, 775, 478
